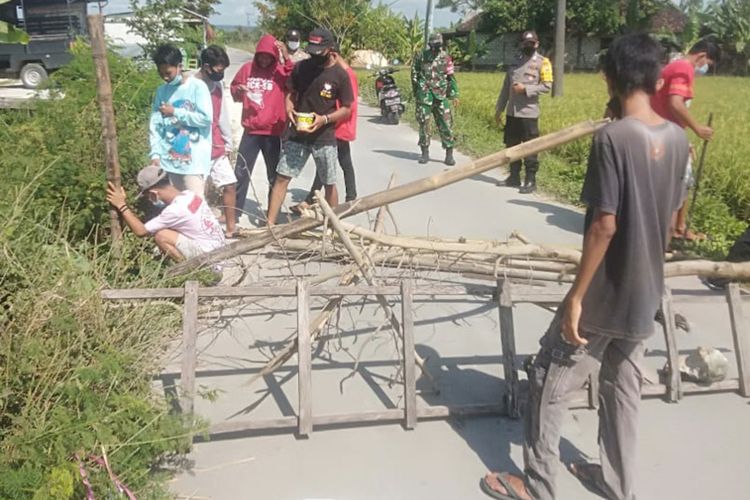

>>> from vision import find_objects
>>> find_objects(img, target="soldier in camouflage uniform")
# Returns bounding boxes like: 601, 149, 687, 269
496, 30, 553, 194
411, 32, 460, 166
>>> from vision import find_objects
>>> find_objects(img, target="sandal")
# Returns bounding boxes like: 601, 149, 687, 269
289, 201, 311, 215
568, 463, 609, 498
480, 472, 528, 500
672, 229, 706, 241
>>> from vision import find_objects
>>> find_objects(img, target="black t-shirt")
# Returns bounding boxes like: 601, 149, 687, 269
290, 59, 354, 146
579, 117, 688, 340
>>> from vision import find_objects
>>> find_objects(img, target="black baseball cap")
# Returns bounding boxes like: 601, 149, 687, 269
521, 30, 539, 46
286, 29, 301, 41
306, 27, 335, 55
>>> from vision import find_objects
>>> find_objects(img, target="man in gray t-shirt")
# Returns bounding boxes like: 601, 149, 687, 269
580, 118, 688, 339
481, 34, 689, 500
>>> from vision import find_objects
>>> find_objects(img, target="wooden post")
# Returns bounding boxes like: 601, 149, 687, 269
497, 280, 520, 418
180, 281, 199, 414
297, 279, 313, 436
660, 288, 681, 403
401, 280, 417, 430
726, 283, 750, 397
87, 14, 122, 243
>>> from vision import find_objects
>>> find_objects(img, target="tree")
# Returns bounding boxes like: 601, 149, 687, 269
707, 0, 750, 74
0, 0, 29, 44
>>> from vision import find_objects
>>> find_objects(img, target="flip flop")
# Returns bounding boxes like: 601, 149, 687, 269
480, 473, 526, 500
568, 463, 609, 499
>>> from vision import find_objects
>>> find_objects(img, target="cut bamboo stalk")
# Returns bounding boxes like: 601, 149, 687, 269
168, 118, 609, 276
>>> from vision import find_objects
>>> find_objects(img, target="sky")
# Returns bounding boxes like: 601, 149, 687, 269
100, 0, 463, 28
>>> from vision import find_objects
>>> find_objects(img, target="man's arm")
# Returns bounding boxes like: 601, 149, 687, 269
562, 209, 617, 345
667, 95, 713, 140
106, 182, 149, 237
524, 57, 553, 97
230, 63, 249, 102
411, 52, 422, 94
495, 72, 510, 121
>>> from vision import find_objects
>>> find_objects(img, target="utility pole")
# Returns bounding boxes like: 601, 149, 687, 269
424, 0, 434, 45
552, 0, 565, 97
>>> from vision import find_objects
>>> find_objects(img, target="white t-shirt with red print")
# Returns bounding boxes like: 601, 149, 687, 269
144, 191, 226, 253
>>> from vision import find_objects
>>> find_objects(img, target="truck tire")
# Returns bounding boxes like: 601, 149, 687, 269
20, 63, 48, 89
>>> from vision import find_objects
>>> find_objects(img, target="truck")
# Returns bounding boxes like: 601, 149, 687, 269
0, 0, 88, 89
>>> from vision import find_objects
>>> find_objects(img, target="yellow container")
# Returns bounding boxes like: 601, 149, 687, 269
295, 112, 315, 132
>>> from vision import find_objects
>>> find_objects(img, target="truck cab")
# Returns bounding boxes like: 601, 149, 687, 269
0, 0, 88, 89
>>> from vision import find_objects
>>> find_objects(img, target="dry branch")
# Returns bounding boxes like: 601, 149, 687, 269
168, 118, 609, 276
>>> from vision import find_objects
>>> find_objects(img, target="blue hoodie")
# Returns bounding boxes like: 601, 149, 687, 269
149, 74, 212, 176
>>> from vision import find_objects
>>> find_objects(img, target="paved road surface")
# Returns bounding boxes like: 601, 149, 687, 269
170, 49, 750, 500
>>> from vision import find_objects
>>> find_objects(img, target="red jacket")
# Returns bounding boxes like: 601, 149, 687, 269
230, 34, 293, 136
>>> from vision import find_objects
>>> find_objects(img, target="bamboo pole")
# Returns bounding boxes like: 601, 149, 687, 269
168, 118, 609, 276
87, 14, 122, 243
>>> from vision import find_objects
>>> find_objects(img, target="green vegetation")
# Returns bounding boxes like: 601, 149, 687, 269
0, 44, 196, 498
359, 70, 749, 255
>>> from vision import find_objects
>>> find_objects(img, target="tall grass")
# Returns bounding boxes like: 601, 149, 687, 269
358, 69, 749, 255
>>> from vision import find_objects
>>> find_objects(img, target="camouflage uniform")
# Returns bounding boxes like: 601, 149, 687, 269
411, 43, 459, 149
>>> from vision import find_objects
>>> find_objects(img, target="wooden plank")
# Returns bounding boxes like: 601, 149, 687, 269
209, 416, 297, 434
727, 283, 750, 397
641, 379, 740, 397
660, 287, 682, 403
417, 404, 505, 418
297, 280, 313, 436
671, 295, 728, 304
497, 280, 520, 418
199, 286, 297, 298
401, 280, 417, 430
314, 409, 403, 426
180, 281, 199, 414
101, 288, 184, 300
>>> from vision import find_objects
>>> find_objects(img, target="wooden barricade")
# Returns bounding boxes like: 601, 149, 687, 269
100, 279, 750, 437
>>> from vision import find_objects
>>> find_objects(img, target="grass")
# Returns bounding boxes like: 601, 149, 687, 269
357, 69, 750, 256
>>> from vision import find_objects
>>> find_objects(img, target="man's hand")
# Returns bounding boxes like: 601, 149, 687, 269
106, 181, 127, 209
512, 83, 526, 95
150, 158, 160, 167
689, 143, 697, 161
695, 125, 713, 141
306, 113, 326, 133
287, 103, 296, 124
237, 84, 249, 94
452, 98, 460, 108
275, 40, 289, 60
561, 297, 588, 346
159, 102, 175, 117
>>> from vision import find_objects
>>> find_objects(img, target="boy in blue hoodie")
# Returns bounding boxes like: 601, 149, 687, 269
149, 44, 213, 196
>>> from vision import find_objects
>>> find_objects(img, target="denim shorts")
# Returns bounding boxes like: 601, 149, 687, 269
276, 140, 337, 185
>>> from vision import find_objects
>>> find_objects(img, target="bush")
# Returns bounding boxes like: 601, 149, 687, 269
0, 43, 195, 499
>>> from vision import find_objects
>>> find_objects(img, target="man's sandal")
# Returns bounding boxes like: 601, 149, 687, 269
480, 473, 527, 500
568, 463, 610, 498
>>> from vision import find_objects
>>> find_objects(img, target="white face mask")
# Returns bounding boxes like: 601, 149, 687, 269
287, 41, 300, 51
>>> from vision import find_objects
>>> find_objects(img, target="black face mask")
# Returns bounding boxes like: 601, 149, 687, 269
310, 53, 328, 66
429, 43, 442, 52
522, 46, 535, 56
208, 70, 224, 82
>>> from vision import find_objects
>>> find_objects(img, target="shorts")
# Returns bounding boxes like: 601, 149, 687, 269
209, 155, 237, 188
276, 140, 337, 185
685, 156, 695, 189
175, 234, 207, 260
168, 173, 205, 197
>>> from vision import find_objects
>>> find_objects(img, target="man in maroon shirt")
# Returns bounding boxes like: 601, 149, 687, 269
650, 39, 721, 240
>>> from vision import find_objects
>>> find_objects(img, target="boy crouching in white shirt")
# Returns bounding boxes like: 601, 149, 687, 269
106, 165, 226, 261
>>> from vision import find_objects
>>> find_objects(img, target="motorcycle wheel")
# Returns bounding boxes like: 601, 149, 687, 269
388, 112, 400, 125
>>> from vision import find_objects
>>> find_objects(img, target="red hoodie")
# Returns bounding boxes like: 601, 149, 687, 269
230, 34, 293, 136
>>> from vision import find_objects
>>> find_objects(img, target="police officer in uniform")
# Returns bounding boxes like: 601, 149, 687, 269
496, 31, 553, 193
285, 28, 310, 64
411, 32, 460, 166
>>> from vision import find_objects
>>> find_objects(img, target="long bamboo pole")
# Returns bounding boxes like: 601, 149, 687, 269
168, 118, 609, 276
87, 14, 122, 243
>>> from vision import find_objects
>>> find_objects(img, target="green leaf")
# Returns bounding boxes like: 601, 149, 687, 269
0, 22, 30, 44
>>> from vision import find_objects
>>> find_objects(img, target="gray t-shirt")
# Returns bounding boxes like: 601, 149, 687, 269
579, 117, 689, 340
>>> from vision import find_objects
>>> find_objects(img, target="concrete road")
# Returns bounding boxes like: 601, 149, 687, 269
170, 49, 750, 500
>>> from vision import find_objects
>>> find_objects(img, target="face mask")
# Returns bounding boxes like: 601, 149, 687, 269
151, 193, 167, 208
695, 63, 709, 76
310, 53, 327, 66
167, 73, 183, 86
522, 46, 535, 56
208, 70, 224, 82
429, 43, 442, 52
288, 41, 300, 51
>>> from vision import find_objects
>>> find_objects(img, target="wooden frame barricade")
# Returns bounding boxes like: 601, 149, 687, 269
100, 280, 750, 437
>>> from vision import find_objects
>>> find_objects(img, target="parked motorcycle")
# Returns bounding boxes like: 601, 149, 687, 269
374, 68, 405, 125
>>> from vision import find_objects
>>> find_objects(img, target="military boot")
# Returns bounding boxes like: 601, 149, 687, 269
519, 172, 537, 194
418, 146, 429, 164
444, 147, 456, 166
498, 166, 522, 187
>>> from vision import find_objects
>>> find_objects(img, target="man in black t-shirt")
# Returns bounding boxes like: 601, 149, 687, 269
481, 34, 688, 500
267, 27, 354, 225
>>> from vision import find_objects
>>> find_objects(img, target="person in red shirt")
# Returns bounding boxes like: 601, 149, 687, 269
230, 34, 293, 224
195, 45, 238, 237
651, 38, 721, 240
